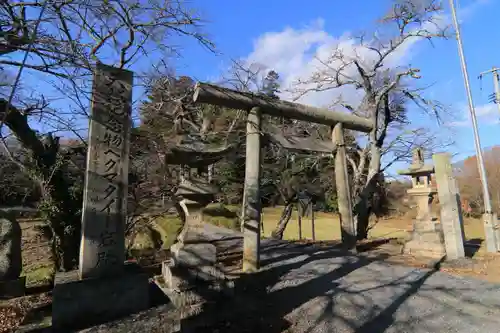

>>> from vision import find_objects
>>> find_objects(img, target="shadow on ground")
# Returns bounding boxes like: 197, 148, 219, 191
464, 238, 483, 258
17, 236, 500, 333
184, 239, 500, 333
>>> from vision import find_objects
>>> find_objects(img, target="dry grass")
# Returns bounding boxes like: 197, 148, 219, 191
15, 205, 496, 287
19, 221, 54, 287
261, 207, 488, 250
145, 204, 240, 250
260, 208, 411, 241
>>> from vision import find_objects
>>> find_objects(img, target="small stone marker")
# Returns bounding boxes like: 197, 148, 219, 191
0, 215, 21, 281
0, 212, 25, 299
433, 153, 465, 260
79, 63, 133, 279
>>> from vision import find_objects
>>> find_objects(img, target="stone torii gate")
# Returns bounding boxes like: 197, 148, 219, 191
193, 82, 374, 272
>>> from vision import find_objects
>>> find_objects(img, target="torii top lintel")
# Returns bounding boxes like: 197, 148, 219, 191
192, 82, 374, 133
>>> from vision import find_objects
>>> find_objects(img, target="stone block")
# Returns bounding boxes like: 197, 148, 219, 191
155, 268, 234, 308
413, 220, 441, 233
403, 224, 446, 258
410, 229, 444, 243
403, 230, 446, 258
162, 261, 227, 287
433, 152, 466, 259
52, 264, 149, 330
176, 223, 216, 244
161, 264, 234, 293
0, 215, 22, 281
0, 276, 25, 300
162, 264, 191, 292
483, 213, 499, 253
165, 288, 208, 308
171, 243, 217, 267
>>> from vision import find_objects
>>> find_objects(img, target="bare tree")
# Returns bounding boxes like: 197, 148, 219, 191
0, 0, 214, 270
456, 147, 500, 216
293, 0, 450, 239
218, 60, 338, 238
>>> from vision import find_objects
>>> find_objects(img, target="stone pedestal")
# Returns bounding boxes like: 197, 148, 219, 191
161, 224, 234, 306
158, 180, 234, 331
403, 189, 446, 259
52, 263, 150, 330
404, 224, 446, 258
159, 243, 234, 332
399, 150, 446, 259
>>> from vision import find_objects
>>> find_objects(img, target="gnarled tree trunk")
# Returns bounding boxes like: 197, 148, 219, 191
271, 201, 294, 240
271, 190, 299, 240
353, 142, 382, 240
1, 100, 82, 271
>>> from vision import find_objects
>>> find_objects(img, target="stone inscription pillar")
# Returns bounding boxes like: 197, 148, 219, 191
433, 153, 465, 260
79, 63, 133, 279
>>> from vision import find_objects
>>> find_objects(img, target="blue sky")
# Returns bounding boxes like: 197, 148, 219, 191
170, 0, 500, 171
6, 0, 500, 173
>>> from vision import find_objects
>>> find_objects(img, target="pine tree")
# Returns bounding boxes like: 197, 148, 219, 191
261, 70, 281, 99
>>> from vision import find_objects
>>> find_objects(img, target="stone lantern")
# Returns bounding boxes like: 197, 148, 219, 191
398, 148, 445, 258
157, 134, 234, 318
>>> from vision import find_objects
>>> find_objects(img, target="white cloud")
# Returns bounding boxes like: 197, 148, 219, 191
242, 0, 487, 111
476, 103, 498, 116
243, 20, 435, 110
246, 28, 361, 109
447, 103, 500, 127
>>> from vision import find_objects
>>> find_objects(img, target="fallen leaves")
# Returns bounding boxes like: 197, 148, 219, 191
0, 305, 24, 333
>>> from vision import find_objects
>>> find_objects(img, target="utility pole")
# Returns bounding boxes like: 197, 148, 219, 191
478, 67, 500, 117
448, 0, 498, 252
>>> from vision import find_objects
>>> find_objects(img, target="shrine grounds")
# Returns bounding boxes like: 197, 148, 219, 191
5, 205, 500, 332
18, 205, 500, 289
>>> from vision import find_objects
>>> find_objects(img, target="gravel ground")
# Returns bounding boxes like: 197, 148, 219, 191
88, 228, 500, 333
225, 239, 500, 333
17, 225, 500, 333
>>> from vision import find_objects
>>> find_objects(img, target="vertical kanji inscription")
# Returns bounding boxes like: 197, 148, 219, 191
79, 63, 133, 279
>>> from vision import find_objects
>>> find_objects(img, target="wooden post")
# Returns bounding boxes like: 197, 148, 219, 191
242, 107, 262, 272
333, 123, 356, 249
311, 202, 316, 241
297, 203, 302, 240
